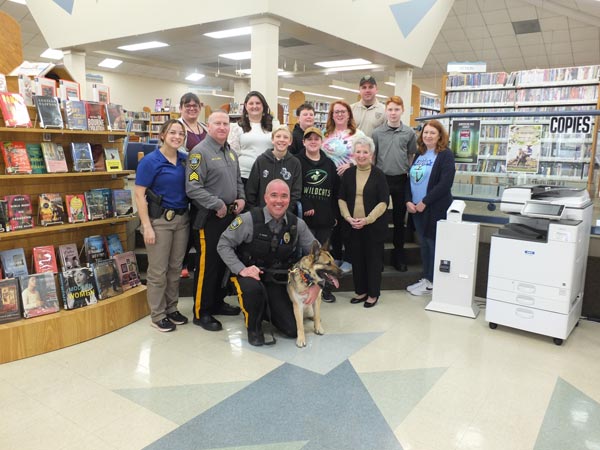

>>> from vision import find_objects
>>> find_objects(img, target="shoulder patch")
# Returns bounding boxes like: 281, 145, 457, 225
229, 151, 236, 161
189, 153, 201, 170
229, 216, 243, 230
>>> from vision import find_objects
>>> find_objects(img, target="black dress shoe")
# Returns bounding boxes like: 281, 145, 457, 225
214, 302, 241, 316
247, 330, 265, 346
364, 297, 379, 308
322, 290, 336, 303
193, 314, 223, 331
350, 295, 367, 304
394, 263, 408, 272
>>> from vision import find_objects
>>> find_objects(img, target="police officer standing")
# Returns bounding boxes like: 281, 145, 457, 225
217, 180, 319, 346
186, 110, 246, 331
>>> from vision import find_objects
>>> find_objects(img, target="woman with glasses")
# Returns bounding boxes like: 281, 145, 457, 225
178, 93, 208, 151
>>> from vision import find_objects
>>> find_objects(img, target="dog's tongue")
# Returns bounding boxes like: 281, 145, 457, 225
328, 274, 340, 289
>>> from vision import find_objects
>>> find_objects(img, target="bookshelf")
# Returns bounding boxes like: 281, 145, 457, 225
150, 111, 179, 140
126, 110, 151, 143
419, 93, 441, 119
306, 101, 330, 128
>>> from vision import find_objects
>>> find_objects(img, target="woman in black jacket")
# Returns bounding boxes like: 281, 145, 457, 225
338, 136, 389, 308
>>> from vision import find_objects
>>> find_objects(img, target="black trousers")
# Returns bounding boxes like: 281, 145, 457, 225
350, 227, 384, 298
386, 174, 408, 264
231, 276, 296, 338
192, 213, 233, 319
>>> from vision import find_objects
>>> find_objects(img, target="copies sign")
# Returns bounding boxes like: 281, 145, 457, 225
549, 116, 593, 134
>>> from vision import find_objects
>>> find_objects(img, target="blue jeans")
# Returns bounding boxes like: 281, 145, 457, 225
411, 213, 436, 283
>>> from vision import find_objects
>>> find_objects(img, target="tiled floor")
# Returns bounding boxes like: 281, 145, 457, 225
1, 291, 600, 450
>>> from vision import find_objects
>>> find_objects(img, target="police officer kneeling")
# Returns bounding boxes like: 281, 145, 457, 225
217, 179, 321, 346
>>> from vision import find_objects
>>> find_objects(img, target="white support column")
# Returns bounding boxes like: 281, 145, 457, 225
394, 68, 413, 125
250, 17, 280, 120
233, 79, 250, 112
62, 50, 87, 99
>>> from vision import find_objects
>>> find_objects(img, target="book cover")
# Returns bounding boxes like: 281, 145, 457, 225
85, 101, 106, 131
112, 189, 133, 217
33, 76, 57, 97
84, 235, 108, 265
84, 189, 109, 221
57, 243, 81, 271
154, 98, 163, 112
92, 84, 110, 104
113, 251, 141, 291
58, 79, 80, 102
59, 267, 98, 309
0, 278, 22, 324
20, 273, 60, 318
100, 188, 114, 217
17, 74, 34, 106
64, 100, 87, 130
71, 142, 94, 172
104, 148, 122, 171
0, 199, 9, 232
0, 92, 32, 128
38, 193, 66, 226
5, 194, 34, 230
91, 143, 106, 171
32, 245, 58, 273
40, 142, 68, 173
25, 143, 47, 174
1, 141, 32, 174
65, 194, 87, 223
105, 233, 124, 257
34, 95, 64, 128
105, 103, 126, 131
90, 259, 122, 300
0, 248, 28, 278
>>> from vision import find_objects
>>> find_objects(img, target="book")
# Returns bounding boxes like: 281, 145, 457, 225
105, 233, 124, 257
85, 101, 106, 131
84, 235, 109, 265
19, 273, 60, 318
38, 193, 66, 226
40, 142, 68, 173
84, 188, 111, 220
0, 92, 32, 128
113, 251, 141, 290
0, 199, 9, 232
0, 74, 5, 92
58, 79, 80, 101
9, 61, 55, 77
17, 74, 34, 106
91, 143, 106, 171
105, 103, 126, 131
34, 95, 64, 128
112, 189, 133, 217
5, 194, 34, 230
57, 243, 82, 271
1, 141, 32, 174
154, 98, 163, 112
59, 267, 98, 309
90, 259, 122, 300
25, 143, 47, 174
92, 84, 110, 103
64, 100, 87, 130
0, 248, 28, 278
33, 76, 57, 97
32, 245, 58, 273
71, 142, 94, 172
104, 148, 122, 171
164, 98, 171, 112
0, 278, 22, 324
65, 194, 87, 223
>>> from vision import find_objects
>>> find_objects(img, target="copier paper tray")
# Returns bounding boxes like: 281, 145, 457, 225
497, 223, 548, 241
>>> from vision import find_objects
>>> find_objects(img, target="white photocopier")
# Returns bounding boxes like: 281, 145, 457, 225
485, 185, 592, 345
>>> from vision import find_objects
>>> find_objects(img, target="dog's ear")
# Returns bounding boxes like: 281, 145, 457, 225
321, 239, 331, 252
310, 240, 320, 259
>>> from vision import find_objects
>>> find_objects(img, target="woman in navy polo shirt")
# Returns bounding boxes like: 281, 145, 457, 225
134, 119, 190, 332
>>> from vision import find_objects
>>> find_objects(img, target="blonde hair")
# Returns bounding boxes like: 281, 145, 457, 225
271, 125, 292, 139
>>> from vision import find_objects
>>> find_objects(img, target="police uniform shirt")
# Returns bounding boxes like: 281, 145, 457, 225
351, 100, 385, 137
217, 207, 316, 276
136, 149, 188, 209
185, 134, 245, 212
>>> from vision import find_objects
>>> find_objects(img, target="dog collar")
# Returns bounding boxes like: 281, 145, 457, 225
289, 267, 315, 287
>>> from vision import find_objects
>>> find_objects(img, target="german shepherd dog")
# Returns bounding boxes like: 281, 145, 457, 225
287, 241, 342, 348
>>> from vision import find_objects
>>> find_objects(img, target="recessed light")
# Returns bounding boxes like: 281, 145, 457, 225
324, 64, 379, 74
40, 48, 64, 60
315, 58, 371, 68
204, 27, 252, 39
185, 73, 205, 81
280, 88, 294, 92
98, 58, 123, 68
329, 84, 359, 93
118, 41, 169, 51
219, 51, 252, 60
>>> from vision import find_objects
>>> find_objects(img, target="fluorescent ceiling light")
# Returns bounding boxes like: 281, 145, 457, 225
9, 0, 26, 4
204, 27, 251, 39
421, 90, 439, 97
324, 64, 379, 74
315, 58, 371, 68
118, 41, 169, 51
375, 94, 387, 99
219, 51, 252, 60
329, 84, 359, 93
98, 58, 122, 68
303, 91, 343, 100
280, 88, 294, 92
211, 90, 234, 98
185, 73, 205, 81
277, 96, 289, 100
40, 48, 64, 60
237, 68, 289, 76
385, 81, 396, 87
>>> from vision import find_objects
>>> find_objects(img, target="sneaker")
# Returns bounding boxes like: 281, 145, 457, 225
407, 278, 427, 293
167, 311, 189, 325
410, 279, 433, 296
151, 317, 176, 332
321, 290, 336, 303
339, 261, 352, 273
181, 268, 190, 278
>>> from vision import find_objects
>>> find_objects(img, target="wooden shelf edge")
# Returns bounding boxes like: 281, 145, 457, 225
0, 285, 149, 364
0, 127, 131, 137
0, 170, 134, 180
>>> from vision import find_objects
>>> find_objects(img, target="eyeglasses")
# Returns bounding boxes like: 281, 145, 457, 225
184, 104, 200, 110
333, 110, 348, 115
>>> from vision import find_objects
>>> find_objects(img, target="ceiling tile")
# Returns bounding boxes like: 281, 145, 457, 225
441, 28, 468, 41
501, 56, 526, 71
543, 42, 572, 55
465, 26, 490, 40
496, 45, 521, 57
476, 0, 507, 11
457, 13, 486, 28
507, 6, 538, 21
482, 9, 512, 25
547, 53, 574, 66
539, 16, 569, 30
516, 33, 543, 46
490, 34, 519, 47
442, 14, 463, 30
542, 29, 570, 43
572, 52, 599, 66
570, 26, 599, 41
447, 40, 473, 52
486, 22, 517, 36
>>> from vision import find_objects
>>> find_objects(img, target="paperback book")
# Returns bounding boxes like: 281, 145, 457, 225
105, 233, 124, 257
34, 95, 64, 128
0, 92, 33, 127
64, 100, 87, 130
59, 79, 80, 102
20, 272, 60, 318
84, 189, 111, 220
57, 243, 81, 271
105, 103, 126, 131
1, 141, 33, 174
33, 76, 57, 97
0, 199, 9, 232
91, 143, 106, 171
40, 142, 68, 172
84, 235, 109, 265
38, 193, 66, 226
25, 143, 47, 174
5, 194, 34, 230
92, 84, 110, 103
113, 251, 141, 290
85, 101, 106, 131
0, 278, 22, 324
65, 194, 87, 223
17, 74, 34, 106
32, 245, 58, 273
59, 267, 98, 309
104, 148, 122, 171
91, 259, 122, 300
71, 142, 94, 172
0, 248, 28, 278
112, 189, 133, 217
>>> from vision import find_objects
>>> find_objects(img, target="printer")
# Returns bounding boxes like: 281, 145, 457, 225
485, 185, 592, 345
